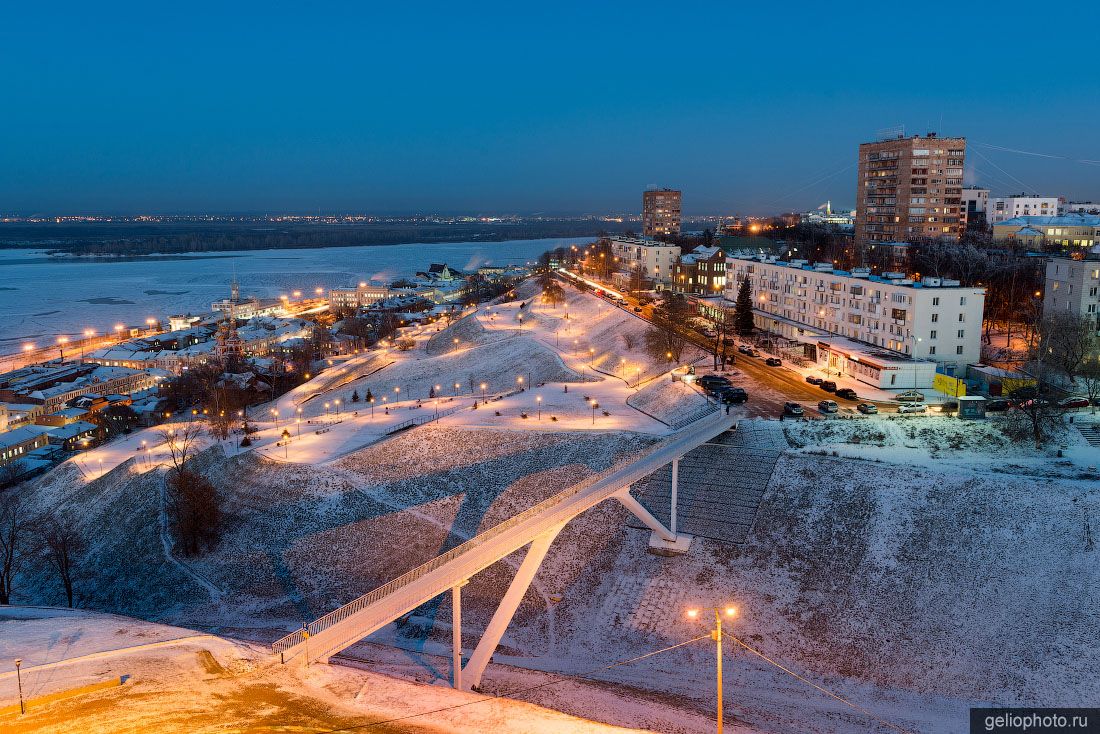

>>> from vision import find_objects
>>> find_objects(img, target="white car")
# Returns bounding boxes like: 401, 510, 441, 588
897, 402, 927, 414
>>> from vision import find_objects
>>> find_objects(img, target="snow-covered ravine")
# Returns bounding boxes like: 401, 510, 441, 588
10, 283, 1098, 732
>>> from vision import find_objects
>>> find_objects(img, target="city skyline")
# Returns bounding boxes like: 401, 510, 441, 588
2, 2, 1097, 215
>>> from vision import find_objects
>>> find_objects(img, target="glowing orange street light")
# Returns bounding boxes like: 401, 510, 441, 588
686, 605, 738, 734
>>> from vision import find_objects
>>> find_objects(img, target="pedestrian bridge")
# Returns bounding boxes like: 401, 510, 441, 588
271, 410, 735, 690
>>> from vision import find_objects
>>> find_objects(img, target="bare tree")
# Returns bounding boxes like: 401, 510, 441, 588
645, 293, 690, 363
1037, 311, 1094, 383
1078, 354, 1100, 414
158, 423, 205, 475
0, 493, 25, 605
157, 423, 221, 556
0, 460, 26, 489
541, 280, 565, 308
34, 514, 85, 608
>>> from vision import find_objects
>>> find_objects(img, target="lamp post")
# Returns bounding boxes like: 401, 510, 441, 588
369, 397, 375, 418
590, 400, 599, 425
480, 382, 487, 398
57, 336, 68, 360
536, 395, 542, 420
334, 398, 341, 416
295, 418, 301, 438
686, 606, 738, 734
14, 658, 24, 714
454, 382, 460, 396
281, 429, 291, 458
271, 409, 279, 427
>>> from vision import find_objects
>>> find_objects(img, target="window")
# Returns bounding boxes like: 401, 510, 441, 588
960, 296, 967, 306
958, 313, 965, 322
930, 330, 937, 339
956, 345, 964, 355
932, 297, 940, 306
928, 346, 936, 355
957, 329, 964, 338
931, 313, 939, 323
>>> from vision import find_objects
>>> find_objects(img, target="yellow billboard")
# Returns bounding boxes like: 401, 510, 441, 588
934, 373, 967, 397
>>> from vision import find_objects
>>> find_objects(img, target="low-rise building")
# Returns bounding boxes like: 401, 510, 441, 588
608, 235, 681, 286
0, 426, 50, 466
329, 283, 393, 309
725, 255, 986, 377
961, 186, 990, 230
673, 246, 726, 296
987, 195, 1062, 225
993, 214, 1100, 248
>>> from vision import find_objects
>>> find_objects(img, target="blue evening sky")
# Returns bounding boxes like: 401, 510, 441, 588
1, 1, 1096, 215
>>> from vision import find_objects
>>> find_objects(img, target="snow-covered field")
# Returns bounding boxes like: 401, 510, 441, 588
0, 237, 585, 349
0, 606, 661, 733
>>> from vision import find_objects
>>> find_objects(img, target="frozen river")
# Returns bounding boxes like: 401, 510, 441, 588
0, 237, 587, 351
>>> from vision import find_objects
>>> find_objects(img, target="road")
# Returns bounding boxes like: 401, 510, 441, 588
556, 270, 901, 418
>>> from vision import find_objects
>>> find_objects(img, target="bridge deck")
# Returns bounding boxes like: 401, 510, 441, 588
272, 411, 736, 664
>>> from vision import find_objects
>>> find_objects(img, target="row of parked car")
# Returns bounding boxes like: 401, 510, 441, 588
784, 400, 879, 417
696, 374, 749, 404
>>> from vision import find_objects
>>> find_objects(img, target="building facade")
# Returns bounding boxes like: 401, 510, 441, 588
961, 186, 989, 230
608, 236, 681, 285
1043, 256, 1100, 330
673, 246, 726, 296
855, 134, 966, 244
329, 284, 393, 309
725, 255, 986, 374
993, 214, 1100, 248
642, 188, 681, 237
987, 195, 1062, 225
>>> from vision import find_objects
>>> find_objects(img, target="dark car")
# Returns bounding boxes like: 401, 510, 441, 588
819, 380, 837, 392
633, 306, 643, 312
783, 402, 804, 417
718, 386, 748, 404
856, 402, 878, 414
805, 375, 823, 385
985, 398, 1011, 411
835, 388, 858, 400
940, 400, 960, 413
697, 374, 731, 386
765, 357, 782, 367
1009, 385, 1038, 401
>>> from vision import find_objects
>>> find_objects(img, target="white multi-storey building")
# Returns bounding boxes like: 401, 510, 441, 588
608, 236, 681, 285
987, 195, 1062, 225
1043, 256, 1100, 331
725, 256, 986, 387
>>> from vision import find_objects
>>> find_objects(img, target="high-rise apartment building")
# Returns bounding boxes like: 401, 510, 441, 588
642, 188, 681, 237
855, 134, 966, 245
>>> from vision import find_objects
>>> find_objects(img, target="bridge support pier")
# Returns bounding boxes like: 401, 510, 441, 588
461, 524, 564, 691
452, 582, 466, 690
616, 487, 692, 556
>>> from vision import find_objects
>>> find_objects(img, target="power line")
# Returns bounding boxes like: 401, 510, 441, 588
726, 633, 916, 734
971, 147, 1036, 194
317, 634, 711, 733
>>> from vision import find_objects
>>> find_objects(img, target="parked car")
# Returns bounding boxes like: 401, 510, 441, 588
856, 402, 878, 414
718, 386, 749, 404
817, 400, 839, 414
985, 398, 1011, 412
819, 380, 837, 392
738, 345, 753, 355
748, 349, 761, 357
805, 375, 823, 385
765, 357, 782, 367
896, 390, 925, 402
783, 402, 804, 417
633, 306, 643, 313
897, 402, 927, 414
939, 400, 959, 413
697, 374, 731, 387
1009, 385, 1038, 401
1059, 397, 1091, 410
835, 388, 858, 400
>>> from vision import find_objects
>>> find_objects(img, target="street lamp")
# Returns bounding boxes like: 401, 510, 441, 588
295, 417, 301, 437
14, 658, 24, 714
686, 606, 738, 734
57, 336, 68, 360
536, 395, 542, 420
590, 399, 599, 425
271, 408, 279, 427
453, 337, 459, 352
369, 397, 375, 418
454, 382, 460, 396
480, 382, 487, 398
281, 429, 291, 458
334, 398, 341, 416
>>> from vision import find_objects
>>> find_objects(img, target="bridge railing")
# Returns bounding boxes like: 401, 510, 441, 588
271, 410, 729, 656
